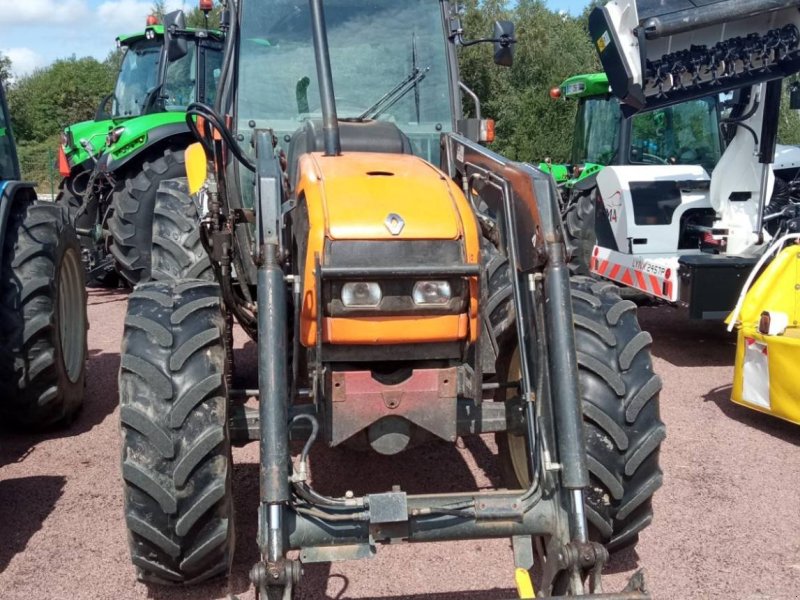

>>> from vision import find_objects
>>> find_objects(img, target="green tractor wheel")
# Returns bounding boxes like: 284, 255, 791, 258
564, 188, 596, 276
108, 148, 186, 285
150, 178, 213, 282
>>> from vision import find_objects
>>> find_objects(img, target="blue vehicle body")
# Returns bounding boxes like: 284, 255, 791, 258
0, 81, 37, 267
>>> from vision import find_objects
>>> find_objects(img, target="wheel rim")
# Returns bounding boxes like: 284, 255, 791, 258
505, 348, 532, 487
59, 247, 85, 383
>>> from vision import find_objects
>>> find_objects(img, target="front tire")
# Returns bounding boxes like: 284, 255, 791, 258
109, 148, 186, 285
494, 275, 664, 552
120, 279, 234, 584
0, 200, 87, 428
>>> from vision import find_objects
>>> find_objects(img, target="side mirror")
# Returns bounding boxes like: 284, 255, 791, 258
164, 10, 189, 62
791, 82, 800, 110
493, 21, 515, 67
95, 93, 114, 120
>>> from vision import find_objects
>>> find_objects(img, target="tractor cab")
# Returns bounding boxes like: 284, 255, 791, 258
234, 0, 461, 170
546, 72, 724, 186
111, 16, 224, 119
60, 11, 224, 173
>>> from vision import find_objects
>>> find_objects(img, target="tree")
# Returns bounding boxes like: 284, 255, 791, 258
458, 0, 600, 162
0, 52, 11, 88
7, 57, 116, 143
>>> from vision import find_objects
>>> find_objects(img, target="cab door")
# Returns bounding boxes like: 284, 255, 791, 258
0, 84, 20, 182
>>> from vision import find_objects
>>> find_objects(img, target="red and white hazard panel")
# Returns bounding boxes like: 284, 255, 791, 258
590, 246, 680, 302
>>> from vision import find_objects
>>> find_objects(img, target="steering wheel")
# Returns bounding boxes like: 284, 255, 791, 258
641, 152, 669, 165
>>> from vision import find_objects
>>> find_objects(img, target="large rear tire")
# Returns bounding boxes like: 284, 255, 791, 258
108, 148, 186, 285
564, 188, 596, 276
151, 178, 213, 282
120, 279, 234, 584
0, 200, 87, 428
492, 270, 664, 552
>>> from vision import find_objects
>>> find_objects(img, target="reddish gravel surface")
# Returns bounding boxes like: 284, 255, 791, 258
1, 288, 799, 599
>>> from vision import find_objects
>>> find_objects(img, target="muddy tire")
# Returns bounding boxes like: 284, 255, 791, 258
119, 279, 234, 584
109, 148, 186, 285
151, 178, 212, 282
480, 240, 515, 373
493, 273, 664, 552
564, 188, 596, 276
0, 200, 87, 428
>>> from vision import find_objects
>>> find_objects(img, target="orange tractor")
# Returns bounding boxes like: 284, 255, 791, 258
118, 1, 664, 597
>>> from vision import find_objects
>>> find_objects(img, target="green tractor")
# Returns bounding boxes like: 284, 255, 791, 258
57, 7, 224, 285
1, 78, 87, 429
538, 71, 726, 275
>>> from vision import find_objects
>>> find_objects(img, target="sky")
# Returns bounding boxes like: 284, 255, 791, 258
0, 0, 591, 77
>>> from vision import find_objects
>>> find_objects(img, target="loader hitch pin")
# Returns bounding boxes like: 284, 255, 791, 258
539, 540, 610, 596
250, 557, 302, 600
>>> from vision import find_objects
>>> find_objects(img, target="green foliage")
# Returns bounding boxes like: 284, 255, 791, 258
16, 137, 61, 193
459, 0, 600, 162
0, 52, 11, 88
6, 0, 800, 177
778, 81, 800, 145
7, 56, 117, 143
457, 0, 800, 161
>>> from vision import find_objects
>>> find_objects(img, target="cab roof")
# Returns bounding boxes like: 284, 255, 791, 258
116, 24, 222, 46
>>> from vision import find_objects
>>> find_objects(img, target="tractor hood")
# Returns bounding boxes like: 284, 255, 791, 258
62, 118, 116, 166
104, 111, 189, 165
309, 152, 465, 241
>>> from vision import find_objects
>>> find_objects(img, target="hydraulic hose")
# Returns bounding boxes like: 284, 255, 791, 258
186, 102, 255, 172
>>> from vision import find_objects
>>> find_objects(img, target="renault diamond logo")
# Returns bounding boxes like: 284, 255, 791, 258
385, 213, 405, 236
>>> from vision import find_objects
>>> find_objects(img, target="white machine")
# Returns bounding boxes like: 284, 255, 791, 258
588, 0, 800, 318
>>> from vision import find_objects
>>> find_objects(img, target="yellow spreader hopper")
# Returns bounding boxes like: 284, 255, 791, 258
727, 235, 800, 425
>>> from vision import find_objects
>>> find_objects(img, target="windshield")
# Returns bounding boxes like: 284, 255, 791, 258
237, 0, 454, 163
0, 94, 17, 180
572, 97, 621, 166
113, 40, 162, 117
629, 96, 722, 172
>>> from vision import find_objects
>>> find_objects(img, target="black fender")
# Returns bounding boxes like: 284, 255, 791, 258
572, 171, 599, 192
0, 181, 38, 269
103, 122, 192, 174
576, 170, 619, 252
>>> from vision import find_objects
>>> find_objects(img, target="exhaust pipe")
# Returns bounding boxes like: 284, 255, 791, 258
309, 0, 341, 156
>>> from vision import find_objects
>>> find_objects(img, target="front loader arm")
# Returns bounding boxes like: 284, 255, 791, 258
441, 132, 592, 557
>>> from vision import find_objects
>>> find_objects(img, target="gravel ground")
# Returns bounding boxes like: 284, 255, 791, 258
1, 288, 798, 599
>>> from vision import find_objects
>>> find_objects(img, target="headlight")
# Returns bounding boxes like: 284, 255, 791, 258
412, 281, 451, 305
341, 282, 382, 307
106, 127, 125, 146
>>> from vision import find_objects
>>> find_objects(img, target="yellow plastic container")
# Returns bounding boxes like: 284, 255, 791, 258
729, 244, 800, 425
